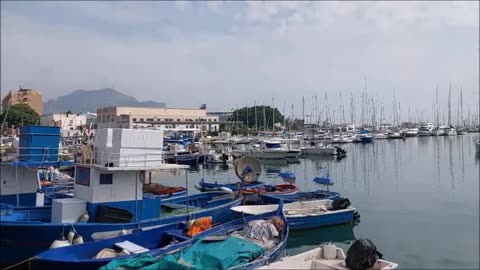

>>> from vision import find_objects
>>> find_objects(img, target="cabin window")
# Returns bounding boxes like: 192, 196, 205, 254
140, 118, 144, 122
132, 118, 137, 122
99, 174, 113, 185
76, 166, 90, 186
147, 118, 154, 122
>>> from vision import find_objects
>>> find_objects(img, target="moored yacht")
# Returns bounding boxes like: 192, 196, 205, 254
404, 128, 418, 137
250, 140, 289, 159
447, 127, 457, 136
418, 123, 434, 136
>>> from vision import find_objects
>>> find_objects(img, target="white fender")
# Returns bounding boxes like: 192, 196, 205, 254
219, 186, 233, 193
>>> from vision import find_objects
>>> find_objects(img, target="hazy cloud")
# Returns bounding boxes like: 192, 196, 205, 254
1, 1, 478, 121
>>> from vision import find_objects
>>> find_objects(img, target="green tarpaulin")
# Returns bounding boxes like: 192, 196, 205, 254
101, 236, 265, 270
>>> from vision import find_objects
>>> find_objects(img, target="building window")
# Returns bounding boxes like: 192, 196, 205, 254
100, 174, 113, 185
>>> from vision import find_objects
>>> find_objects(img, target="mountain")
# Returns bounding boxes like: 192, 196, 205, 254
43, 88, 166, 114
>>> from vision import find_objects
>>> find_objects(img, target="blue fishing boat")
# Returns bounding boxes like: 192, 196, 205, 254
261, 176, 340, 203
176, 153, 199, 166
232, 198, 358, 230
0, 128, 242, 268
100, 202, 288, 270
30, 203, 288, 270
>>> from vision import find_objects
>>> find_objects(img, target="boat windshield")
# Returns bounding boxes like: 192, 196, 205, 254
265, 143, 282, 149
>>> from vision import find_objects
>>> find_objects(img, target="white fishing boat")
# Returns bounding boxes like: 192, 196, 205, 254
447, 128, 457, 136
373, 132, 388, 140
404, 128, 418, 137
434, 126, 448, 136
256, 242, 398, 270
204, 140, 232, 163
250, 141, 289, 159
387, 132, 404, 139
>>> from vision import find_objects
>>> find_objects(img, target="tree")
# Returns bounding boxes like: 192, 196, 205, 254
230, 106, 285, 131
1, 104, 40, 128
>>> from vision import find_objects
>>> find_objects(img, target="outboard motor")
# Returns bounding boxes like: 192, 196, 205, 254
346, 239, 383, 270
332, 197, 351, 210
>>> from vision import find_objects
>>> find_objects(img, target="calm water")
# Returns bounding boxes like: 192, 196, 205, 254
155, 134, 480, 269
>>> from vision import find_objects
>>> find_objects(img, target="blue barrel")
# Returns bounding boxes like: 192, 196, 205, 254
19, 126, 61, 162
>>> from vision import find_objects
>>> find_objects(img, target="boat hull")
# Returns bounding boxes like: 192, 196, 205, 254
0, 192, 242, 268
301, 147, 336, 155
285, 150, 301, 158
231, 200, 355, 230
250, 150, 288, 159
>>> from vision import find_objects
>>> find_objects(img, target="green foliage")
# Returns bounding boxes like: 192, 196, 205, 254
1, 104, 40, 127
230, 106, 285, 130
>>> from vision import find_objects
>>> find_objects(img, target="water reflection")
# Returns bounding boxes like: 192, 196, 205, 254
286, 221, 358, 255
448, 140, 455, 190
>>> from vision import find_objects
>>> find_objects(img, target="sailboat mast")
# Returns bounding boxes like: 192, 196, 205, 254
448, 82, 452, 126
246, 104, 249, 135
436, 86, 439, 126
460, 88, 464, 127
272, 97, 275, 132
254, 100, 258, 133
302, 96, 305, 129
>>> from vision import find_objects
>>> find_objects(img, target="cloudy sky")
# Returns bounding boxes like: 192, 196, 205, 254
1, 1, 479, 122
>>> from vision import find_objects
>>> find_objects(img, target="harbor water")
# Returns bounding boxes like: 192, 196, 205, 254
155, 134, 480, 269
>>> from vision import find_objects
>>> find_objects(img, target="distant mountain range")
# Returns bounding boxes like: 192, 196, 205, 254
43, 88, 165, 114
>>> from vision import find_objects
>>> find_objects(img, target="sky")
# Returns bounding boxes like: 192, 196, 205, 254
1, 1, 479, 123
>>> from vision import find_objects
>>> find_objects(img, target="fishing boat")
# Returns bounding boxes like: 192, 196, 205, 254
447, 127, 457, 136
32, 202, 288, 270
373, 132, 388, 140
418, 123, 435, 136
194, 179, 265, 193
243, 183, 299, 198
261, 176, 340, 203
99, 202, 288, 270
386, 131, 404, 139
232, 198, 357, 230
434, 126, 448, 136
404, 128, 418, 137
0, 128, 242, 268
257, 240, 398, 269
175, 153, 199, 166
205, 140, 232, 163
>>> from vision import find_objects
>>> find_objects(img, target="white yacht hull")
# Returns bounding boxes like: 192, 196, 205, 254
301, 147, 336, 155
250, 150, 288, 159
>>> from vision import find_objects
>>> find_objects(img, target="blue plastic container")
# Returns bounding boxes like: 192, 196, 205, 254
19, 126, 61, 162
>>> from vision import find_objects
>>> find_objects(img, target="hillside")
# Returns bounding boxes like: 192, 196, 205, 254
43, 88, 165, 114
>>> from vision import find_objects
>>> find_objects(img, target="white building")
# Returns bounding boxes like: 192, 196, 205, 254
96, 106, 220, 137
40, 113, 87, 137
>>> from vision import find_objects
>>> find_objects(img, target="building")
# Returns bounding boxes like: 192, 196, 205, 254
2, 87, 43, 115
96, 106, 220, 137
40, 113, 87, 137
207, 111, 233, 122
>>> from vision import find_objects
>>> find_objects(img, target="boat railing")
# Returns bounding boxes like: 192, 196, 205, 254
76, 149, 166, 168
0, 146, 68, 164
